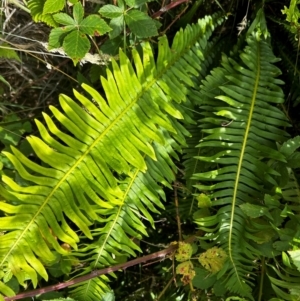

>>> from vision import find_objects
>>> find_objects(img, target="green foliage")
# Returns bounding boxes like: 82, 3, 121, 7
48, 2, 111, 64
99, 2, 159, 39
2, 0, 300, 300
0, 13, 224, 300
198, 247, 227, 274
282, 0, 300, 34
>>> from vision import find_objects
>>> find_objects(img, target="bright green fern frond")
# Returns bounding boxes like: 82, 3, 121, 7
0, 14, 225, 299
192, 15, 290, 298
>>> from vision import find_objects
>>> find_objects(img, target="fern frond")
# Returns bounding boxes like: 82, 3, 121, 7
192, 14, 290, 298
27, 0, 57, 27
70, 135, 179, 300
267, 259, 300, 301
0, 14, 225, 299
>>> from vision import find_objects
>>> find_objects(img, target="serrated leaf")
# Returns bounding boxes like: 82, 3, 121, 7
48, 26, 74, 49
125, 0, 151, 7
73, 2, 84, 24
43, 0, 65, 14
117, 0, 125, 9
109, 15, 124, 39
193, 267, 217, 289
63, 31, 90, 65
125, 9, 157, 37
175, 242, 193, 262
199, 247, 227, 274
288, 250, 300, 272
53, 13, 75, 25
79, 15, 111, 35
240, 203, 272, 219
252, 229, 276, 244
99, 5, 124, 18
176, 261, 195, 285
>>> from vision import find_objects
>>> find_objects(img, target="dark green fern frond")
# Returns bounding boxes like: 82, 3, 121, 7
192, 12, 290, 298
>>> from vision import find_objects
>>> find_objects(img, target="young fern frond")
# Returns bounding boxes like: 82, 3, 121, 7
0, 14, 224, 300
192, 12, 290, 298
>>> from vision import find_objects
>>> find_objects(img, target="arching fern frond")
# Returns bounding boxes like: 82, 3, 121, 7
0, 14, 224, 300
192, 12, 290, 298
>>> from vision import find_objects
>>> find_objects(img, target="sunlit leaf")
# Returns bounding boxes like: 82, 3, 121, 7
43, 0, 65, 14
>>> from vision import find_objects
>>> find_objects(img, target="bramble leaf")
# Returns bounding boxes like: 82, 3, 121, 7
43, 0, 65, 14
63, 31, 90, 65
239, 203, 272, 219
48, 26, 74, 49
125, 9, 157, 37
125, 0, 152, 7
80, 15, 111, 35
199, 247, 227, 274
176, 261, 195, 285
73, 2, 84, 24
175, 242, 193, 262
53, 13, 75, 25
99, 5, 124, 18
109, 16, 124, 39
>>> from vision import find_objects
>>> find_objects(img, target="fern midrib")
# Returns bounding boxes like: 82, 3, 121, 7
83, 168, 140, 296
1, 94, 140, 266
1, 23, 207, 270
227, 43, 261, 283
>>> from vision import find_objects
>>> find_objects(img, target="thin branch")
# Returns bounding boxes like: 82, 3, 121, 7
151, 0, 190, 19
155, 275, 176, 301
3, 235, 200, 301
3, 245, 178, 301
174, 181, 183, 241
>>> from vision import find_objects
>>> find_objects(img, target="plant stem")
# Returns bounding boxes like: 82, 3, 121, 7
3, 235, 199, 301
151, 0, 189, 19
155, 275, 176, 301
174, 181, 182, 241
258, 257, 265, 301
